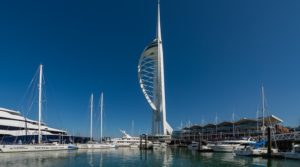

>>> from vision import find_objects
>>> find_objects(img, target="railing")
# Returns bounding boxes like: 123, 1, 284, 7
273, 132, 300, 141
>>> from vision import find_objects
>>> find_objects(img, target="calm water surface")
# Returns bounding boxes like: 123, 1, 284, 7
0, 148, 298, 167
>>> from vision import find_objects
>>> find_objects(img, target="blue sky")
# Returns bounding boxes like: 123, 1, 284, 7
0, 0, 300, 137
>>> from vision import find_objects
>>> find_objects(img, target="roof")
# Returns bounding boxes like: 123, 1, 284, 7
235, 118, 257, 125
0, 107, 21, 115
259, 115, 283, 124
218, 121, 233, 126
189, 125, 202, 130
204, 124, 216, 128
181, 114, 284, 131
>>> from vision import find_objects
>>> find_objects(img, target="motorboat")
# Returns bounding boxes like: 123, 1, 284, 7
210, 139, 256, 152
152, 141, 167, 149
111, 130, 152, 148
234, 139, 278, 156
284, 144, 300, 160
188, 141, 212, 152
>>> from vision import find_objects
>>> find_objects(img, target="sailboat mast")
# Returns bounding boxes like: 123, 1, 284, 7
215, 114, 218, 137
90, 94, 93, 141
262, 86, 265, 139
100, 92, 103, 142
232, 112, 235, 137
38, 64, 43, 144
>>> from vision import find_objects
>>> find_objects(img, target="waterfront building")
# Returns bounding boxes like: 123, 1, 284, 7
172, 115, 289, 142
138, 1, 172, 136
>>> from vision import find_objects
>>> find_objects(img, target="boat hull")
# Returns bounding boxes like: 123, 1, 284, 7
76, 143, 115, 149
210, 144, 240, 152
235, 148, 266, 156
235, 147, 278, 157
284, 152, 300, 160
87, 143, 115, 149
0, 144, 77, 153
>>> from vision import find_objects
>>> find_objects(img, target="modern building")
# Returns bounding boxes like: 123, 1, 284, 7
138, 2, 172, 136
172, 115, 289, 142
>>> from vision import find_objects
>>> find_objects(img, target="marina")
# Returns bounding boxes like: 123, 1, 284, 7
0, 0, 300, 166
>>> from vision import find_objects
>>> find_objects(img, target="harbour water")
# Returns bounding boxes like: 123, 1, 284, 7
0, 148, 298, 167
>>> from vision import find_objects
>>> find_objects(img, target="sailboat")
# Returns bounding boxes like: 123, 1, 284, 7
234, 86, 278, 156
77, 93, 115, 149
0, 64, 78, 153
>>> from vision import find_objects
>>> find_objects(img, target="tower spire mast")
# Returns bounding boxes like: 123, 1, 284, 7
138, 0, 173, 136
157, 0, 167, 135
157, 0, 162, 41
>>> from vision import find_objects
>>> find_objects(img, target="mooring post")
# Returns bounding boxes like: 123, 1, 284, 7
198, 133, 201, 150
267, 127, 272, 157
145, 135, 148, 149
140, 135, 142, 149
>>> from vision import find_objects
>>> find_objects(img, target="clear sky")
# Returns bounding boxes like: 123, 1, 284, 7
0, 0, 300, 137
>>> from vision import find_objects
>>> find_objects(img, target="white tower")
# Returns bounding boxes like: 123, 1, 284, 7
138, 1, 173, 135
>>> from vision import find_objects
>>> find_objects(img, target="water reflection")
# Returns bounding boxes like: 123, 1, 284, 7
0, 148, 299, 167
0, 150, 75, 167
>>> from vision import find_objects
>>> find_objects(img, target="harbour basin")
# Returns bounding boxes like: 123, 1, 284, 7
0, 147, 299, 167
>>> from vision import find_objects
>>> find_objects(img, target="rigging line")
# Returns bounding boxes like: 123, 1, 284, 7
44, 75, 64, 131
42, 70, 50, 126
24, 84, 37, 117
18, 67, 39, 112
25, 89, 38, 119
26, 74, 38, 117
95, 94, 102, 140
85, 96, 91, 138
23, 69, 39, 118
263, 92, 279, 148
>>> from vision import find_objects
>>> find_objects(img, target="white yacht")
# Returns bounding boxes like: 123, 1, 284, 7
210, 139, 256, 152
0, 142, 77, 153
234, 139, 278, 156
111, 130, 140, 147
234, 146, 278, 156
111, 130, 152, 148
0, 107, 66, 138
187, 141, 212, 152
284, 144, 300, 160
0, 64, 77, 153
152, 141, 167, 149
130, 143, 139, 149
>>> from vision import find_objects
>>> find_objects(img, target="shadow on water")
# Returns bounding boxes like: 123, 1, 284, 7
0, 148, 299, 167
